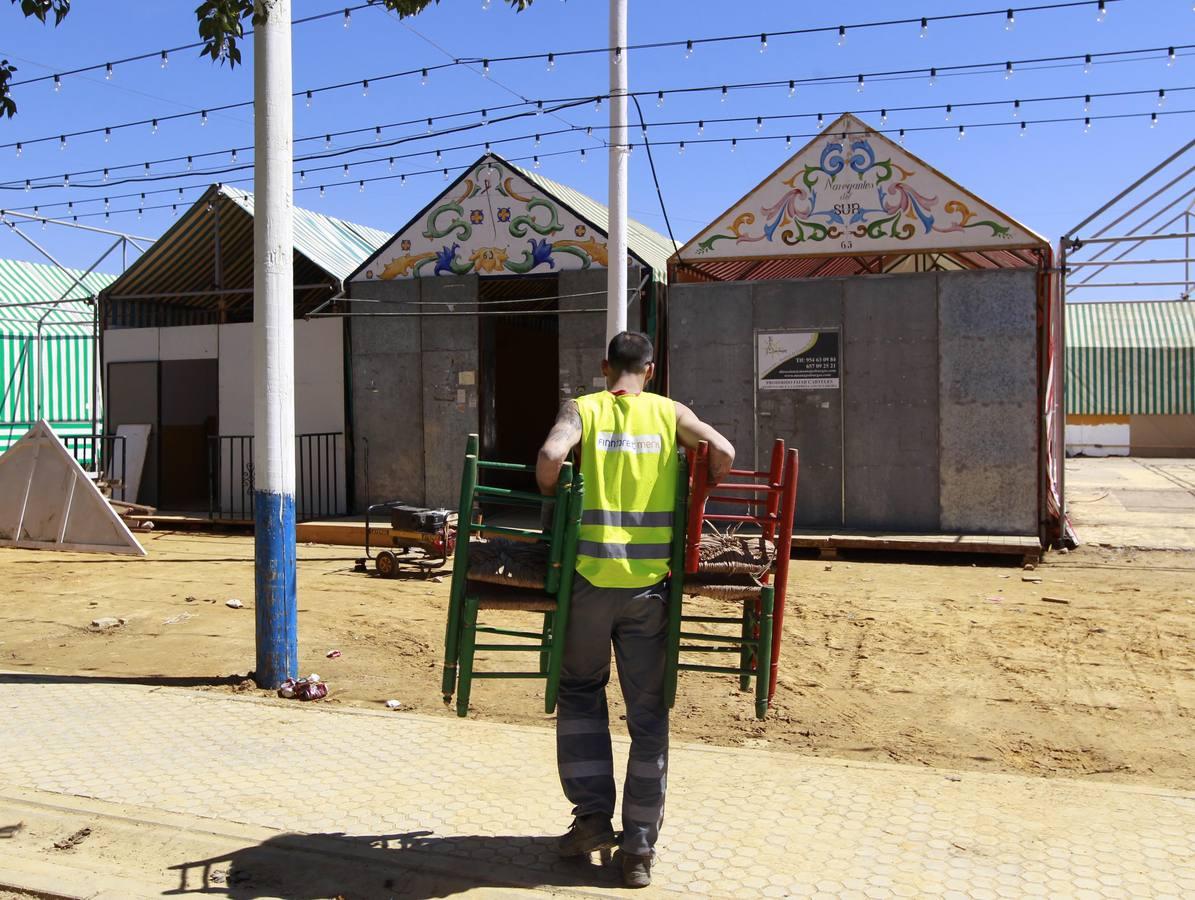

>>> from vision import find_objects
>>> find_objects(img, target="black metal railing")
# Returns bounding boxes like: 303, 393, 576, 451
208, 432, 344, 522
62, 433, 127, 486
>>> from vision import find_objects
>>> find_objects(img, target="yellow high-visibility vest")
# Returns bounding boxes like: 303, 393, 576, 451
573, 390, 678, 589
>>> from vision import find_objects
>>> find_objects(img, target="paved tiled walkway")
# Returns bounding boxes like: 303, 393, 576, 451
1, 677, 1193, 898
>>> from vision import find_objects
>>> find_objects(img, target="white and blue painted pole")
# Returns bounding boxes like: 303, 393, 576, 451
252, 0, 298, 688
607, 0, 629, 345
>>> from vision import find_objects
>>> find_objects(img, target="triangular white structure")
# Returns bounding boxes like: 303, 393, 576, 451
678, 113, 1045, 262
0, 421, 145, 556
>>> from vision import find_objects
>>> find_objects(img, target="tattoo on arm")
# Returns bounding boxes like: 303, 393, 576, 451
544, 401, 582, 455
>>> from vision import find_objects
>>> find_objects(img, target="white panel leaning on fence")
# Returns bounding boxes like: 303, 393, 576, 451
0, 421, 145, 556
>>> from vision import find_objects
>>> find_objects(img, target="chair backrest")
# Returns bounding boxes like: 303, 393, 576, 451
684, 438, 799, 578
456, 433, 582, 594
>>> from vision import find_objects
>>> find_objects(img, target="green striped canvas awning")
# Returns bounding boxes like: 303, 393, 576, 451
0, 257, 114, 337
1066, 301, 1195, 416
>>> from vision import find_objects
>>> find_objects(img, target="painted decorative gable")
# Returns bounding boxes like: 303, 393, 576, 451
352, 156, 611, 281
679, 114, 1043, 261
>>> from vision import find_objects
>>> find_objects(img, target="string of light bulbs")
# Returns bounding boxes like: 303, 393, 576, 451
7, 2, 382, 88
4, 37, 1188, 173
7, 106, 1190, 226
4, 7, 1174, 153
8, 82, 1191, 202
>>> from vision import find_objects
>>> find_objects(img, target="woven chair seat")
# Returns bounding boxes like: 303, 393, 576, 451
683, 577, 764, 602
466, 580, 558, 612
694, 532, 775, 577
466, 538, 549, 589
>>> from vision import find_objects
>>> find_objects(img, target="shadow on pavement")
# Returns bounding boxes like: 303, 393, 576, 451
166, 830, 622, 899
0, 673, 248, 688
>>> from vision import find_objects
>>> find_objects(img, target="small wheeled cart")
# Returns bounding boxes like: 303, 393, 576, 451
355, 502, 457, 578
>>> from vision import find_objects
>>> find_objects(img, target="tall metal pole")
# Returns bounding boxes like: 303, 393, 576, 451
606, 0, 629, 345
253, 0, 298, 688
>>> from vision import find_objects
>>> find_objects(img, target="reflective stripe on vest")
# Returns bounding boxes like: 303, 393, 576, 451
574, 390, 678, 589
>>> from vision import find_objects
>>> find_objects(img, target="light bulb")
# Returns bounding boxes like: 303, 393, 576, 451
536, 100, 544, 116
1005, 61, 1013, 80
678, 141, 685, 155
359, 180, 365, 192
63, 174, 69, 188
362, 80, 369, 97
685, 39, 693, 59
697, 120, 704, 136
53, 74, 61, 92
817, 112, 824, 129
580, 147, 587, 162
857, 74, 865, 93
343, 8, 351, 28
929, 67, 937, 87
230, 149, 237, 163
435, 149, 442, 163
421, 68, 428, 86
427, 117, 434, 133
375, 126, 382, 142
1158, 89, 1166, 108
104, 197, 109, 209
400, 174, 406, 187
481, 108, 488, 125
595, 96, 603, 110
788, 80, 796, 98
343, 163, 350, 177
103, 167, 109, 181
59, 134, 67, 150
1012, 99, 1021, 118
178, 187, 183, 197
730, 138, 737, 153
387, 158, 393, 172
720, 85, 728, 103
1097, 0, 1106, 21
958, 125, 966, 140
785, 135, 792, 150
300, 170, 306, 183
172, 204, 177, 217
443, 168, 450, 180
151, 118, 158, 135
319, 185, 325, 198
920, 16, 928, 38
160, 50, 168, 68
186, 156, 193, 171
1084, 116, 1092, 133
325, 134, 332, 149
1168, 47, 1176, 67
144, 161, 151, 173
482, 59, 490, 77
755, 116, 763, 132
1084, 53, 1092, 74
837, 25, 846, 47
546, 53, 555, 72
1151, 112, 1159, 127
306, 90, 313, 108
24, 179, 30, 192
759, 33, 767, 53
586, 126, 593, 137
657, 90, 664, 108
880, 109, 888, 124
105, 127, 111, 143
533, 155, 541, 169
1005, 9, 1015, 31
614, 46, 622, 64
534, 133, 541, 147
482, 0, 490, 8
105, 62, 113, 80
898, 129, 906, 144
945, 105, 952, 122
201, 110, 208, 126
1084, 94, 1091, 113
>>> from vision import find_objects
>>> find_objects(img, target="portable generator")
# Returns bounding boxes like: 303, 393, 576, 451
355, 501, 457, 578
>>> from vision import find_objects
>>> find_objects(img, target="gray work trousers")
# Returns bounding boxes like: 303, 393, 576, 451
556, 575, 669, 857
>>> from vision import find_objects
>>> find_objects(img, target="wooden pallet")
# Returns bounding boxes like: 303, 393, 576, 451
791, 530, 1042, 564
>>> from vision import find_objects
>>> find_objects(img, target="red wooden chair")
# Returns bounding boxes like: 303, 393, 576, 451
669, 439, 798, 714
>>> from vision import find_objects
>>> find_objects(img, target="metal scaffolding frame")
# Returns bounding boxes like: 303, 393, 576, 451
0, 209, 149, 447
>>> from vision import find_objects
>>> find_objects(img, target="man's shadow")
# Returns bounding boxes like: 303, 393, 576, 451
167, 829, 625, 899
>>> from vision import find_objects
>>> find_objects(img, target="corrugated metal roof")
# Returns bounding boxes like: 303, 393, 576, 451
0, 258, 112, 337
1066, 301, 1195, 415
220, 185, 391, 281
507, 157, 678, 280
101, 184, 390, 322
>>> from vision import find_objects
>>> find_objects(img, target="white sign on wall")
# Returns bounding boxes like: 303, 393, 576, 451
757, 329, 840, 390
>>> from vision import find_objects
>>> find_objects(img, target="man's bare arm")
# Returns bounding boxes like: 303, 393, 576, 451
675, 401, 735, 484
536, 401, 582, 495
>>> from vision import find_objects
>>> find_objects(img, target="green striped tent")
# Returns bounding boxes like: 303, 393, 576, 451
1066, 301, 1195, 416
0, 258, 116, 457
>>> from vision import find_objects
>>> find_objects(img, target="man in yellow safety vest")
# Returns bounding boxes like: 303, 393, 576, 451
536, 331, 734, 888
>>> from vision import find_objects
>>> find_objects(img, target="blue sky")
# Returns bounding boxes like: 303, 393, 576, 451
0, 0, 1191, 291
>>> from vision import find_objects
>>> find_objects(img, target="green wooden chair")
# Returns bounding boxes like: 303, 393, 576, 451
441, 434, 584, 718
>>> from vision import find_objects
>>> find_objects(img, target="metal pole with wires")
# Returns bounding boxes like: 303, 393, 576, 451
607, 0, 629, 345
253, 0, 298, 688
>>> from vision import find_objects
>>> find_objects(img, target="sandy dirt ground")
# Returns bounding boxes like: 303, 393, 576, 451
0, 532, 1191, 791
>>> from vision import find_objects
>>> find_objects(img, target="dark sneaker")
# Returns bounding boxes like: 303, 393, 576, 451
557, 814, 616, 858
619, 851, 652, 888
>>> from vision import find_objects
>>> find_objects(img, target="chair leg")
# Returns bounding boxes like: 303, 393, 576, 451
456, 594, 480, 718
738, 599, 755, 692
539, 611, 554, 675
755, 586, 775, 720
